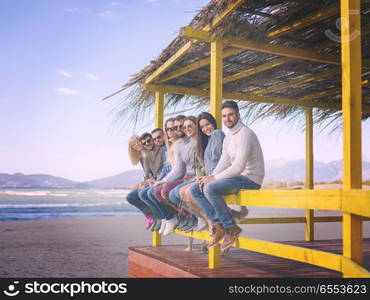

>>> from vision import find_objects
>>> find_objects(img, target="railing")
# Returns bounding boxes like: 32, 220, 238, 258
151, 189, 370, 278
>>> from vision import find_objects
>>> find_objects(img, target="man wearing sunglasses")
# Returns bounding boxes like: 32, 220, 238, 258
126, 132, 166, 220
174, 115, 185, 139
151, 128, 165, 147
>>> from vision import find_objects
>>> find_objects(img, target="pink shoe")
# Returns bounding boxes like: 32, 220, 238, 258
145, 215, 154, 230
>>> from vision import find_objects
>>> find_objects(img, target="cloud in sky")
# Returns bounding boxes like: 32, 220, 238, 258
84, 73, 98, 80
97, 10, 113, 18
65, 8, 83, 13
56, 88, 81, 95
57, 70, 72, 78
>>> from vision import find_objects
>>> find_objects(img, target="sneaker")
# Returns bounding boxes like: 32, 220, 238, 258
177, 215, 191, 231
233, 207, 249, 223
183, 216, 197, 233
162, 216, 179, 236
149, 218, 157, 232
145, 216, 154, 230
158, 219, 167, 235
208, 223, 225, 248
221, 225, 242, 252
152, 218, 162, 232
194, 217, 207, 232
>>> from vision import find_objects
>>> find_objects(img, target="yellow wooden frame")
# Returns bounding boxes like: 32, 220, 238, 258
146, 0, 369, 278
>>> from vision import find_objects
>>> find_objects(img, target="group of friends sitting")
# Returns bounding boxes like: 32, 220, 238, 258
126, 101, 265, 253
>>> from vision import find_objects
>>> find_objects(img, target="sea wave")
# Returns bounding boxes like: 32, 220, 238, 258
0, 201, 125, 208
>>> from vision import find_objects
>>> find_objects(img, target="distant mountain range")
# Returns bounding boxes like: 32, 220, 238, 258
1, 159, 369, 189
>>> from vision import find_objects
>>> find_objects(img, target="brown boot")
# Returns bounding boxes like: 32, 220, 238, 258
208, 223, 225, 248
221, 225, 242, 252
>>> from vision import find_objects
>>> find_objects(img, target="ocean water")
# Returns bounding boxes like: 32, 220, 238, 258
0, 188, 140, 221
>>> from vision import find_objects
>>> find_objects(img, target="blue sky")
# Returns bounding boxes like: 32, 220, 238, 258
1, 0, 369, 182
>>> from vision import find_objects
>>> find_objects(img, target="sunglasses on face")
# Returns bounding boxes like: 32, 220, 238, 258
166, 127, 175, 132
153, 135, 162, 141
174, 125, 183, 131
141, 139, 153, 146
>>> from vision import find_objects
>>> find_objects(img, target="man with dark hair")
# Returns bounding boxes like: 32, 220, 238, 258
126, 131, 166, 223
151, 128, 165, 147
190, 100, 265, 253
174, 115, 185, 139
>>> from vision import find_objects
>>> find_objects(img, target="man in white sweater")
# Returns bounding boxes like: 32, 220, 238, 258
190, 101, 264, 252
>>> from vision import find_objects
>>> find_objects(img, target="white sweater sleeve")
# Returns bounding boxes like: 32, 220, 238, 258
214, 130, 252, 180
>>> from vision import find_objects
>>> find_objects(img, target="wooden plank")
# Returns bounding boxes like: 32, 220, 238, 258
267, 3, 339, 38
128, 240, 370, 277
181, 26, 370, 68
157, 48, 242, 84
210, 41, 223, 127
341, 0, 363, 265
305, 108, 314, 241
155, 91, 164, 129
181, 26, 341, 66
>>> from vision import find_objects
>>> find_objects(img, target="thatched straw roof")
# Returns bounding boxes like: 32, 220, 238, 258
109, 0, 370, 130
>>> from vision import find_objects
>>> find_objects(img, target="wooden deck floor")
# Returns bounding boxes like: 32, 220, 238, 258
128, 239, 370, 278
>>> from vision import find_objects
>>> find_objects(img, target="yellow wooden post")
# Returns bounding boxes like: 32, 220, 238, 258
155, 91, 164, 129
208, 245, 221, 269
210, 41, 223, 127
305, 107, 314, 241
152, 231, 161, 247
341, 0, 363, 266
152, 90, 164, 247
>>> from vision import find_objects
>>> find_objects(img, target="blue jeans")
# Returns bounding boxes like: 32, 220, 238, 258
189, 175, 261, 229
126, 188, 150, 213
168, 179, 195, 206
139, 187, 174, 220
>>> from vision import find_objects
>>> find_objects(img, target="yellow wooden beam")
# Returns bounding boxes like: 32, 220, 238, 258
210, 41, 223, 127
152, 231, 161, 247
157, 48, 242, 84
341, 0, 363, 265
155, 91, 164, 129
144, 83, 370, 113
305, 108, 314, 241
181, 26, 341, 66
342, 189, 370, 218
236, 237, 342, 272
143, 0, 244, 85
181, 26, 370, 68
238, 216, 343, 224
267, 3, 339, 38
150, 22, 370, 88
223, 189, 370, 217
342, 257, 370, 278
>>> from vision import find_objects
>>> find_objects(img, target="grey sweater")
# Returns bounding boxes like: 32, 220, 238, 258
161, 137, 195, 183
204, 129, 225, 175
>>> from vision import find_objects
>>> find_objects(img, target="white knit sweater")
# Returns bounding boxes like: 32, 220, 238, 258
212, 119, 265, 185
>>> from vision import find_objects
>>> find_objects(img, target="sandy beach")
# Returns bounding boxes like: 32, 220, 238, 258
1, 208, 369, 278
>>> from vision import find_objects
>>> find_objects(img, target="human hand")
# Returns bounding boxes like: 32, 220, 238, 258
198, 175, 215, 188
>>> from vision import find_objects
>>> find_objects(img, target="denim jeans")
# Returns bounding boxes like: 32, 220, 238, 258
139, 186, 174, 220
189, 175, 261, 229
126, 188, 150, 213
168, 179, 195, 206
